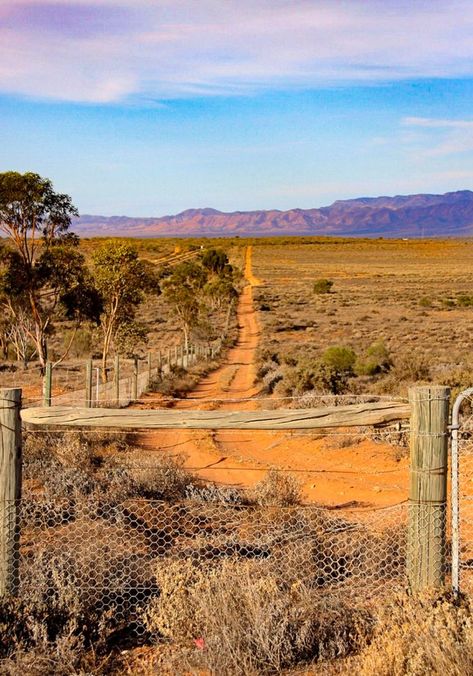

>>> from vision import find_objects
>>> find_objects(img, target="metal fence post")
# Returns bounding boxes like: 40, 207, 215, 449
408, 385, 450, 590
43, 362, 52, 407
114, 355, 120, 407
0, 388, 22, 596
132, 357, 138, 401
95, 367, 100, 405
450, 387, 473, 596
85, 359, 93, 408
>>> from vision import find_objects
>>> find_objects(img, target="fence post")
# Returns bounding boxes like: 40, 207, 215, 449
95, 367, 100, 405
408, 385, 450, 590
85, 359, 93, 408
43, 362, 52, 407
114, 355, 120, 406
132, 357, 138, 401
0, 388, 22, 596
147, 351, 152, 385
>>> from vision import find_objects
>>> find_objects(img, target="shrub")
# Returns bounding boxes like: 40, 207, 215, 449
252, 469, 303, 506
318, 346, 356, 394
355, 341, 392, 376
313, 279, 334, 294
145, 559, 372, 674
392, 353, 431, 383
322, 346, 356, 373
418, 296, 433, 308
441, 297, 456, 308
185, 483, 245, 505
355, 592, 473, 676
61, 327, 95, 359
149, 363, 201, 398
457, 294, 473, 307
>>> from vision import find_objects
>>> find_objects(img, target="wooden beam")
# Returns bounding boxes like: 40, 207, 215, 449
21, 401, 410, 430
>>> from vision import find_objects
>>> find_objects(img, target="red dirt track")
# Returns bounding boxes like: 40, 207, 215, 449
137, 247, 408, 507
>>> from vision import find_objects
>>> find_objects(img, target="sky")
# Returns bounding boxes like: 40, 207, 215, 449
1, 1, 473, 216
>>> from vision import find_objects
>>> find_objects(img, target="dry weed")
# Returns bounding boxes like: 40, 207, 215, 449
251, 469, 304, 506
355, 592, 473, 676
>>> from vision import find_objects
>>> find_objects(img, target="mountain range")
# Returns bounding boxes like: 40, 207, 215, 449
73, 190, 473, 238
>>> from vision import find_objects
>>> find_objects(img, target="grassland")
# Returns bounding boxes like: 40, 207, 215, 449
250, 238, 473, 397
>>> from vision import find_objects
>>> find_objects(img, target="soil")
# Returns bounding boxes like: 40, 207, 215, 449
137, 246, 408, 508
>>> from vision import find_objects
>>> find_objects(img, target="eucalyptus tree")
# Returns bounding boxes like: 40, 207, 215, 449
0, 172, 101, 370
92, 240, 155, 380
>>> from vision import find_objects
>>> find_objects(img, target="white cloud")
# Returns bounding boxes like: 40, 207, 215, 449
2, 1, 473, 102
402, 116, 473, 156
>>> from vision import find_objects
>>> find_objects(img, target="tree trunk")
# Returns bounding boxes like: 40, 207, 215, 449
101, 351, 108, 384
34, 327, 48, 375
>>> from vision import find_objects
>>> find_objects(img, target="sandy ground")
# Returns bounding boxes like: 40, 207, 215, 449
137, 247, 408, 508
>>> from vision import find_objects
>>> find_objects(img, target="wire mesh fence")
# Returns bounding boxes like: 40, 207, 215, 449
1, 384, 461, 673
0, 414, 414, 643
453, 389, 473, 594
4, 495, 408, 637
1, 340, 222, 409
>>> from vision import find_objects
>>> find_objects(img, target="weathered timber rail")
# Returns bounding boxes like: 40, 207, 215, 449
21, 401, 410, 430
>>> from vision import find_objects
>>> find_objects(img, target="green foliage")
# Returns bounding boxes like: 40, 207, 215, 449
92, 241, 154, 372
322, 345, 356, 373
0, 172, 97, 367
274, 347, 356, 396
201, 248, 229, 274
0, 171, 78, 245
63, 328, 94, 359
162, 252, 240, 344
441, 297, 455, 308
355, 341, 392, 376
313, 278, 334, 294
457, 294, 473, 307
418, 296, 433, 308
161, 261, 208, 347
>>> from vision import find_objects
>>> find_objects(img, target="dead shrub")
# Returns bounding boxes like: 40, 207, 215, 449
145, 558, 373, 675
251, 469, 303, 506
355, 592, 473, 676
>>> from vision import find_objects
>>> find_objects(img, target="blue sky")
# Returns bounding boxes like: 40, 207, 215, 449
1, 1, 473, 216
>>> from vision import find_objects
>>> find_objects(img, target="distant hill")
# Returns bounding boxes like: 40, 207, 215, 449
73, 190, 473, 238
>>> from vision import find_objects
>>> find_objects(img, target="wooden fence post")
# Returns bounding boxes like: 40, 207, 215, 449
408, 385, 450, 590
43, 362, 52, 407
0, 388, 22, 596
147, 351, 152, 385
85, 359, 93, 408
114, 355, 120, 406
132, 357, 138, 401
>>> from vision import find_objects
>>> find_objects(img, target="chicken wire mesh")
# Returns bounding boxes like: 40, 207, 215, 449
0, 406, 415, 648
452, 388, 473, 595
1, 496, 408, 637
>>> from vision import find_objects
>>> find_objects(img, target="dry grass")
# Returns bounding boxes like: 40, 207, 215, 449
252, 238, 473, 397
4, 428, 410, 674
142, 558, 373, 675
354, 592, 473, 675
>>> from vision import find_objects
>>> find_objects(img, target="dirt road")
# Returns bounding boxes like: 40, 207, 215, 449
138, 246, 408, 507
